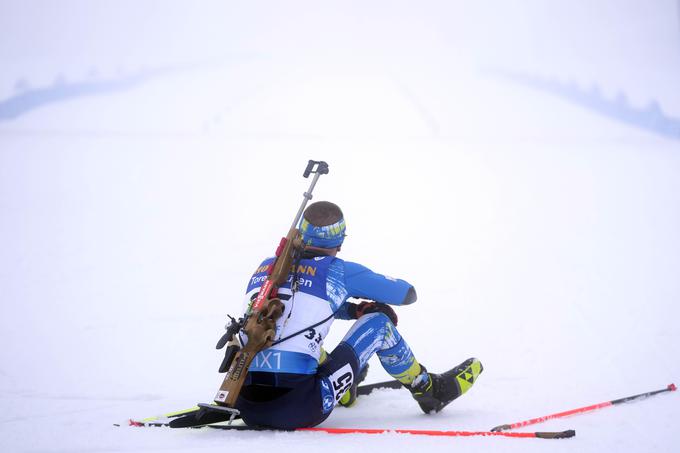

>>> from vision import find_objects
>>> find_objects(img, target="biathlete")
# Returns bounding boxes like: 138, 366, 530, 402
234, 201, 482, 429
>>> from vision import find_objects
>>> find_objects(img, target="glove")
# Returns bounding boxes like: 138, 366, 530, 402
351, 301, 398, 326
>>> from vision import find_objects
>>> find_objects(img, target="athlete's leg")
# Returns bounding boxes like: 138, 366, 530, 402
328, 312, 483, 414
339, 312, 425, 385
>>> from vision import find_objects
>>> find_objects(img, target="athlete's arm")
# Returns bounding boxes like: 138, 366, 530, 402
343, 261, 417, 306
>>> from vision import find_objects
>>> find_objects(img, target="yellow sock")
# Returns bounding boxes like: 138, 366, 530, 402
391, 360, 424, 386
318, 348, 328, 365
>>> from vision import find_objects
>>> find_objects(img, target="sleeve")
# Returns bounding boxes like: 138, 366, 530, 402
343, 261, 417, 306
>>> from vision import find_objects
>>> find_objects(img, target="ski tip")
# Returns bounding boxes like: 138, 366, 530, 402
490, 424, 510, 432
669, 383, 677, 392
129, 419, 143, 427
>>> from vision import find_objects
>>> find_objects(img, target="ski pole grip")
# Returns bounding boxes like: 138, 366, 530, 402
303, 160, 329, 178
535, 430, 576, 439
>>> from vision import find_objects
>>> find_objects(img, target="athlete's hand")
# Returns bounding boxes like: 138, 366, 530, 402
353, 301, 398, 326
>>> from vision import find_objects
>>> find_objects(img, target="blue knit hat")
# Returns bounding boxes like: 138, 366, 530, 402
299, 201, 346, 248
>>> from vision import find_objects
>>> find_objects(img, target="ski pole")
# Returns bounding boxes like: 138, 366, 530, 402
296, 427, 575, 439
491, 383, 677, 432
207, 424, 575, 438
291, 160, 329, 229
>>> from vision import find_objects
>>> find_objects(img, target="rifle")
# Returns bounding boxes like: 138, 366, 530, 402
212, 160, 329, 411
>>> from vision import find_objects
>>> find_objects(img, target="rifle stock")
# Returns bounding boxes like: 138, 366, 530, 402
214, 228, 303, 407
213, 160, 328, 409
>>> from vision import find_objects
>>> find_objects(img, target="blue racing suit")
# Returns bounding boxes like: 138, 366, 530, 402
234, 254, 417, 429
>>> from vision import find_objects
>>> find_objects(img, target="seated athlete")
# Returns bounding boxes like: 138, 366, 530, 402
234, 201, 482, 429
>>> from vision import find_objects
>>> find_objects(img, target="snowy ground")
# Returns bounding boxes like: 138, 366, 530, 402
1, 1, 679, 452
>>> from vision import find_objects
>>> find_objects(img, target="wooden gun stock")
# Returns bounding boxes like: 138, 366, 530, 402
213, 228, 303, 407
212, 159, 328, 409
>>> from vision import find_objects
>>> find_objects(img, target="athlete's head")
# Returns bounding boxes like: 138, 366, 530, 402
300, 201, 346, 250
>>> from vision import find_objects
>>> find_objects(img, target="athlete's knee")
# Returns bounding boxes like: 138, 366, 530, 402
358, 311, 394, 329
342, 312, 396, 345
352, 301, 398, 325
342, 311, 401, 350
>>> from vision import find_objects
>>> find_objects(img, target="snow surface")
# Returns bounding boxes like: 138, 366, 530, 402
1, 1, 679, 452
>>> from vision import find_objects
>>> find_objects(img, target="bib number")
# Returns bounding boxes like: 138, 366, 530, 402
327, 364, 354, 404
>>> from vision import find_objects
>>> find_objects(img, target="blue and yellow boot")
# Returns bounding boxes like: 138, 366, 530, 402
408, 357, 483, 414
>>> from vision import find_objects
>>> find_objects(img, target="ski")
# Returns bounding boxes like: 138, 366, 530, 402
127, 406, 206, 427
356, 378, 403, 394
129, 378, 404, 428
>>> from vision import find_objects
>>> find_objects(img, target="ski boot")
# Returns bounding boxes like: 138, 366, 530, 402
408, 357, 483, 414
339, 363, 370, 407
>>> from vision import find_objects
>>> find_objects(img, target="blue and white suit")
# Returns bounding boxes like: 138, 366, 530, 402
235, 254, 417, 428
